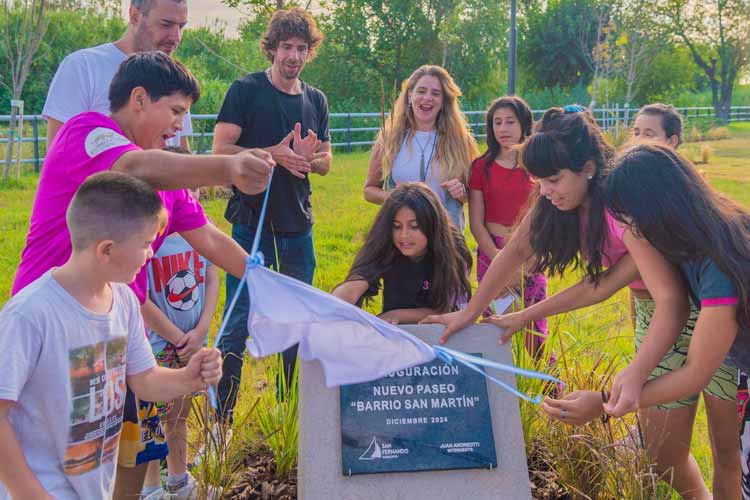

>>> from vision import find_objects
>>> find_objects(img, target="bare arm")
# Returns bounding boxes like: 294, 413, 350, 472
332, 279, 369, 305
364, 140, 388, 205
468, 189, 499, 259
141, 298, 184, 345
0, 401, 54, 499
127, 348, 222, 403
45, 117, 63, 148
175, 265, 220, 360
604, 229, 690, 413
487, 253, 640, 343
380, 308, 439, 325
422, 213, 536, 343
196, 264, 219, 334
112, 148, 273, 194
212, 122, 246, 155
545, 306, 738, 424
180, 225, 248, 281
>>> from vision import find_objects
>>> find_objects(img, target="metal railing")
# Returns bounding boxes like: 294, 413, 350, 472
2, 105, 749, 171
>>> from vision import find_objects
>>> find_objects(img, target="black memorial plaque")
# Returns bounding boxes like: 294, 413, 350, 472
340, 355, 497, 475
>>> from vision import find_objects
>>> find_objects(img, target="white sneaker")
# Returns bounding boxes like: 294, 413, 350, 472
166, 473, 197, 500
167, 473, 221, 500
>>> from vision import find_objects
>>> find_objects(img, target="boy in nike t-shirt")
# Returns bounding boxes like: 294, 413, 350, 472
140, 175, 219, 498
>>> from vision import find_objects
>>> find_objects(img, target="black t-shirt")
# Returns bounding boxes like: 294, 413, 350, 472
217, 71, 330, 233
366, 254, 434, 313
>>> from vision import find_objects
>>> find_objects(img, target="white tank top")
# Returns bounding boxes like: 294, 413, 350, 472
390, 131, 445, 204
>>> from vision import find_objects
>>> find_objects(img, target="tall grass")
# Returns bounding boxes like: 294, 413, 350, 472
515, 307, 671, 499
256, 356, 300, 478
190, 393, 262, 496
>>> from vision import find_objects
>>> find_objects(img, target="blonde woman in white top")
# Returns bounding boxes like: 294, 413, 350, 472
364, 65, 479, 229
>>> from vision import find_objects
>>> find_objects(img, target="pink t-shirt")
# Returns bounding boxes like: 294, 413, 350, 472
595, 212, 646, 290
12, 112, 208, 302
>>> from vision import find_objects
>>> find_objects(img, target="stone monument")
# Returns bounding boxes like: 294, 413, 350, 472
298, 323, 532, 500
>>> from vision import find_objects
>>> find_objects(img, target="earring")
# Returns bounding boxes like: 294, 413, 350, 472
587, 174, 593, 180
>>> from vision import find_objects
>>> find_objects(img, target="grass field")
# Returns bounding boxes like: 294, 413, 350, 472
1, 123, 749, 496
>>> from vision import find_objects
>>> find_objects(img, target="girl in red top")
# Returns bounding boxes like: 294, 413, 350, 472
467, 96, 548, 358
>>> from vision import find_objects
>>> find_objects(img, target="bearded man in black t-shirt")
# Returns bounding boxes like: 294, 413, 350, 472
212, 7, 331, 423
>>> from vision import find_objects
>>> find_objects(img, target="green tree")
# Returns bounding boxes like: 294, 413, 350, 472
305, 0, 506, 108
657, 0, 750, 123
0, 6, 125, 113
520, 0, 599, 90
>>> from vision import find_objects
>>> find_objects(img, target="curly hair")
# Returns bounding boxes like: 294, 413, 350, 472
261, 7, 324, 62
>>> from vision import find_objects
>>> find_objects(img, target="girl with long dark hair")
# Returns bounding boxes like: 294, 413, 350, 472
423, 108, 715, 498
334, 182, 472, 323
467, 96, 548, 358
542, 144, 747, 499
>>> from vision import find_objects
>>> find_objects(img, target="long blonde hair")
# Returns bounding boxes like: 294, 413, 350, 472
378, 65, 479, 185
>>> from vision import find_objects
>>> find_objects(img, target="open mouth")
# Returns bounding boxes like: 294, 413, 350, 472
160, 133, 175, 147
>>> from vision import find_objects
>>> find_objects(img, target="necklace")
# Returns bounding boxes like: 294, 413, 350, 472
413, 131, 437, 181
496, 150, 519, 169
266, 67, 301, 95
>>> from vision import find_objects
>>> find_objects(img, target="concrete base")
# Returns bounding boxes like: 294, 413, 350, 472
298, 323, 532, 500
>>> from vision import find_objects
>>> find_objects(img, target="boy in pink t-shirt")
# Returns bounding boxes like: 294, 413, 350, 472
13, 112, 208, 302
11, 51, 274, 499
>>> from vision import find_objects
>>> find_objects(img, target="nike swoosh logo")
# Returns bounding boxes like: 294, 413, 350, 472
168, 284, 199, 302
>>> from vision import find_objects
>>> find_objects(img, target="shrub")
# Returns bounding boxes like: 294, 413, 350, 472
190, 393, 262, 496
686, 125, 704, 143
705, 126, 732, 141
603, 123, 631, 148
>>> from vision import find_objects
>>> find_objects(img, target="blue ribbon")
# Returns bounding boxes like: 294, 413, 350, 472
206, 167, 561, 409
208, 174, 273, 410
433, 345, 562, 404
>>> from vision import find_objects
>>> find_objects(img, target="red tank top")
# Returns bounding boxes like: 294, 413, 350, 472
468, 157, 534, 226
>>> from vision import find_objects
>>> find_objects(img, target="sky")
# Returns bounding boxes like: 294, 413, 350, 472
121, 0, 322, 37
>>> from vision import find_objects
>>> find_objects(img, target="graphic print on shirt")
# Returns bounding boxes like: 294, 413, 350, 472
64, 337, 127, 476
150, 249, 206, 312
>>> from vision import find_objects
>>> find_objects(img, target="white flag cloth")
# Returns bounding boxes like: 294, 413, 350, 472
244, 265, 437, 387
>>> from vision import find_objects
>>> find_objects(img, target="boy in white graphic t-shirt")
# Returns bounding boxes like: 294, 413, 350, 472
0, 172, 223, 500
